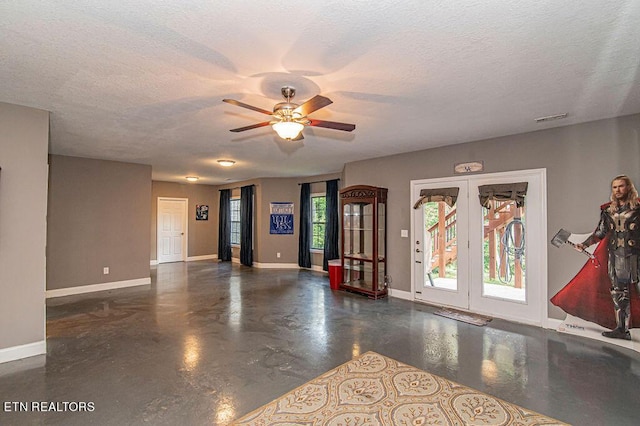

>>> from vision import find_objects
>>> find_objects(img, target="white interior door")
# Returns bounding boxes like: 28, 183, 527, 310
157, 198, 187, 263
412, 169, 547, 326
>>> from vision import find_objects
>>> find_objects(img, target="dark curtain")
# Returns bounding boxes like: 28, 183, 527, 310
298, 183, 311, 268
323, 179, 340, 271
218, 189, 231, 261
240, 185, 254, 266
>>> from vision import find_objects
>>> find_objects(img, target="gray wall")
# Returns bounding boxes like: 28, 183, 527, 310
151, 181, 219, 260
218, 173, 342, 267
344, 113, 640, 320
0, 102, 49, 351
47, 155, 152, 290
255, 178, 299, 264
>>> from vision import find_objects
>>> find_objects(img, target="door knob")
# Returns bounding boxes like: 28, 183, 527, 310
416, 248, 422, 253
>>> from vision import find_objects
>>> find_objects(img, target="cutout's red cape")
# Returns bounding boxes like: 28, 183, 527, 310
551, 237, 640, 330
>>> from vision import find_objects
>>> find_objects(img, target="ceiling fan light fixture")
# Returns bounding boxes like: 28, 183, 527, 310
217, 159, 236, 167
272, 121, 304, 140
185, 176, 199, 182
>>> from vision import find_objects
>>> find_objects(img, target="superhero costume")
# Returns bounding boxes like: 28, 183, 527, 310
551, 199, 640, 339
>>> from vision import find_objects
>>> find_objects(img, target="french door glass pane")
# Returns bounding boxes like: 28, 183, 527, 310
482, 200, 526, 302
422, 201, 458, 290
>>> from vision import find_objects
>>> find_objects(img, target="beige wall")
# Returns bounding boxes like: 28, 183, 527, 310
0, 102, 49, 352
344, 113, 640, 320
47, 155, 152, 290
151, 181, 219, 260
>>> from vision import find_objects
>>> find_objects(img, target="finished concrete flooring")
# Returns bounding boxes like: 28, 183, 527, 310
1, 260, 640, 425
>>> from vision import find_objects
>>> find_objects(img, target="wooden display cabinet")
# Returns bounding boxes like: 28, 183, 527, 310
340, 185, 388, 299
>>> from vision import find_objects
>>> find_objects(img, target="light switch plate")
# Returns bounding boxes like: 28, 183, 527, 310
401, 230, 408, 238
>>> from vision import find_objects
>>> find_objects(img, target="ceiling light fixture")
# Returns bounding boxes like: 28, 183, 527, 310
217, 159, 236, 167
185, 176, 199, 182
272, 120, 304, 140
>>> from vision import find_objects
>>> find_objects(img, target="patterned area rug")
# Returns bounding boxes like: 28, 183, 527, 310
232, 351, 568, 425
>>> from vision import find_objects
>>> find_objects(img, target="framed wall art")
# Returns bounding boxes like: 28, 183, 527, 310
196, 204, 209, 220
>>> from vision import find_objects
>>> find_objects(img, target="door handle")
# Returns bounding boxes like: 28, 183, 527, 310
415, 248, 422, 253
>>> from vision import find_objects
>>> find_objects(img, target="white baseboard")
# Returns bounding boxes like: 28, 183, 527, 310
545, 318, 563, 330
152, 255, 217, 265
46, 277, 151, 299
186, 254, 217, 262
389, 288, 413, 301
251, 262, 328, 272
253, 262, 300, 269
293, 265, 328, 273
0, 340, 46, 364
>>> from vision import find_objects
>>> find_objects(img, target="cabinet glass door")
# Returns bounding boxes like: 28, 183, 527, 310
340, 185, 387, 299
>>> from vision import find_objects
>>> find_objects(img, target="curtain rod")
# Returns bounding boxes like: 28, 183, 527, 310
218, 184, 257, 191
297, 178, 341, 186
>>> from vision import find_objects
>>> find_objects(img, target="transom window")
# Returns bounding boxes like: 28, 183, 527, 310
311, 195, 326, 250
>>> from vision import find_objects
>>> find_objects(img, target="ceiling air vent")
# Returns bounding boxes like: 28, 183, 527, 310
535, 113, 568, 123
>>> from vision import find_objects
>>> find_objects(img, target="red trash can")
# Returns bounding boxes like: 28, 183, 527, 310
328, 259, 342, 290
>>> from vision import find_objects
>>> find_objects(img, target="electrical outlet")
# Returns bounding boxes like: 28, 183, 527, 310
277, 252, 281, 258
103, 267, 109, 275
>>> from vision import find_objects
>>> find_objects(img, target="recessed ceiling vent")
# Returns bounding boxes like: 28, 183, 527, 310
535, 113, 568, 123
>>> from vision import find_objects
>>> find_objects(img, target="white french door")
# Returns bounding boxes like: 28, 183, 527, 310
411, 169, 547, 325
413, 179, 470, 309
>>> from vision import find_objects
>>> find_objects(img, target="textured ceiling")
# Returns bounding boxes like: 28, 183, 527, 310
2, 1, 640, 184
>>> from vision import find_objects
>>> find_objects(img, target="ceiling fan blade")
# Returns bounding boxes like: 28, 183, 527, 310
229, 121, 271, 132
223, 99, 273, 115
309, 119, 356, 132
293, 95, 333, 116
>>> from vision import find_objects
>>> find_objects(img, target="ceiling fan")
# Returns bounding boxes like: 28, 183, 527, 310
223, 86, 356, 141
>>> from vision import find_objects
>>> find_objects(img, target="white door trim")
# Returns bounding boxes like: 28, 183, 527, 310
157, 197, 188, 263
410, 168, 548, 326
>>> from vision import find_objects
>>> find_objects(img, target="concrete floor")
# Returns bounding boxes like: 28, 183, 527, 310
1, 260, 640, 425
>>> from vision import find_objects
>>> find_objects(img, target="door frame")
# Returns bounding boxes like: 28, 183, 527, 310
410, 168, 548, 326
157, 197, 188, 264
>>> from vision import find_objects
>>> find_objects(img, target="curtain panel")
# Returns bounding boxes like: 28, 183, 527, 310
323, 179, 340, 271
218, 189, 232, 261
298, 183, 312, 268
240, 185, 254, 266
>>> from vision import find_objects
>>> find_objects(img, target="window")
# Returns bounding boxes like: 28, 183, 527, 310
311, 195, 326, 250
230, 198, 240, 245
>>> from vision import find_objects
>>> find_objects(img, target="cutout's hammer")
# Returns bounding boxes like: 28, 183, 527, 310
551, 228, 595, 260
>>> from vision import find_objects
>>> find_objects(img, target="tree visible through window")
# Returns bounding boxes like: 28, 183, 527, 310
230, 199, 240, 245
311, 195, 326, 250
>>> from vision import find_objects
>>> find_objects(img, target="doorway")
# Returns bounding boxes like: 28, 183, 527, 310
157, 197, 188, 263
411, 169, 547, 325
